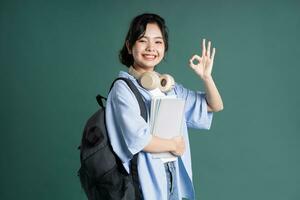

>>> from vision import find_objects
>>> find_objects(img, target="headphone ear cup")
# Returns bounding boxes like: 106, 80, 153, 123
140, 72, 160, 90
159, 74, 175, 92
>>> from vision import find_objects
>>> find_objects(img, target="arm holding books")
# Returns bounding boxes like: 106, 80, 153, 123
189, 39, 224, 112
143, 135, 185, 156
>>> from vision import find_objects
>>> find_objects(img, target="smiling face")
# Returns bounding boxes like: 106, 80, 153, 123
127, 23, 165, 73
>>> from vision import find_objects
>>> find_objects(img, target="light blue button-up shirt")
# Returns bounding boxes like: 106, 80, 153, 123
105, 71, 213, 200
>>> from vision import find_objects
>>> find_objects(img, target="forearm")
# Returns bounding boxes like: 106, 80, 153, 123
143, 135, 176, 153
202, 76, 223, 112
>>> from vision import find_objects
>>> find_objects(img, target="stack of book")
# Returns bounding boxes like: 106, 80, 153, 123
149, 96, 186, 159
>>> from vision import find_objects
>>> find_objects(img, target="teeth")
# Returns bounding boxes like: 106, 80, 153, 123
144, 55, 155, 59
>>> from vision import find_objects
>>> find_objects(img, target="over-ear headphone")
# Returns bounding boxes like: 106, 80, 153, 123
128, 66, 175, 93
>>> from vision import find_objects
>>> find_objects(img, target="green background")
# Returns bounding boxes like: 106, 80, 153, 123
1, 0, 299, 199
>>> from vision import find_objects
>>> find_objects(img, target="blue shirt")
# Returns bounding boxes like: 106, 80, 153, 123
105, 71, 213, 200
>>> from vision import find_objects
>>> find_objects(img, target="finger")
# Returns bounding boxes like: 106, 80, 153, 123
189, 54, 201, 64
189, 54, 201, 68
201, 39, 206, 57
207, 41, 211, 57
211, 48, 216, 61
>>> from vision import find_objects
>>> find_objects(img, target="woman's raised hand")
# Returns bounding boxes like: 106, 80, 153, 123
189, 39, 216, 80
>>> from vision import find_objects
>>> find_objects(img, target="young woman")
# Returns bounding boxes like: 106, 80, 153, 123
105, 13, 223, 200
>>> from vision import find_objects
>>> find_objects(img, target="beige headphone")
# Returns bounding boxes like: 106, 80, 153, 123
128, 66, 175, 93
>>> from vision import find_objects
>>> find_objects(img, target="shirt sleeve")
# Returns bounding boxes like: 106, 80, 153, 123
105, 80, 152, 163
174, 83, 213, 130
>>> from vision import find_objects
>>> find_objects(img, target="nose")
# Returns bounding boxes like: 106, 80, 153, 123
146, 41, 155, 52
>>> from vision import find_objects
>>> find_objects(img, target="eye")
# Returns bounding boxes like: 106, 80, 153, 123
156, 41, 163, 44
138, 39, 147, 43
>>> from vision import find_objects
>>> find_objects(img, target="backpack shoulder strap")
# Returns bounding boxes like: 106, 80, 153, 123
109, 77, 146, 199
109, 77, 147, 122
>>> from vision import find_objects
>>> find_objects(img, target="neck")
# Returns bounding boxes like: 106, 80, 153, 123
132, 64, 155, 73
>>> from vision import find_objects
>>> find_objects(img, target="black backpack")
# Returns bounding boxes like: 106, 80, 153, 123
78, 78, 147, 200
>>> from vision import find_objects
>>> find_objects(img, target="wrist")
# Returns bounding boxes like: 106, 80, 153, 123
201, 75, 213, 82
170, 138, 177, 152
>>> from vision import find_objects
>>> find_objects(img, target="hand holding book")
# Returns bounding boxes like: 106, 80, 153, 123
171, 136, 186, 156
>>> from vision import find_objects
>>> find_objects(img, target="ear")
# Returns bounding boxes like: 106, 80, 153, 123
126, 41, 132, 54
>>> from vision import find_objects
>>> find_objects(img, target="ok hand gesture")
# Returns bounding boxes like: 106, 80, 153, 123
189, 39, 216, 80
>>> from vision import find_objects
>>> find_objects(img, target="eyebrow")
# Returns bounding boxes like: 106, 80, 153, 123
140, 36, 163, 39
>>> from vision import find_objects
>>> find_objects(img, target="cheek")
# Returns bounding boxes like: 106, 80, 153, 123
158, 44, 165, 53
158, 47, 165, 57
132, 45, 143, 56
131, 48, 140, 58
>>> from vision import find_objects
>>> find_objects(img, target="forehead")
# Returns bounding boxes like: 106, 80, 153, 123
142, 23, 163, 38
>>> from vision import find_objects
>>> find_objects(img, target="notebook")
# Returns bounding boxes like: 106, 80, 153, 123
150, 96, 185, 158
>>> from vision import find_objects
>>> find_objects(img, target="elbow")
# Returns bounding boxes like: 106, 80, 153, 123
215, 105, 224, 112
210, 104, 224, 112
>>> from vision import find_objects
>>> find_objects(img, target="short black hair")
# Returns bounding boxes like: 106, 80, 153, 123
119, 13, 169, 67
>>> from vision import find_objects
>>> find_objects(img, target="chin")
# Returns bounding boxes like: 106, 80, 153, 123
134, 59, 162, 70
144, 60, 161, 68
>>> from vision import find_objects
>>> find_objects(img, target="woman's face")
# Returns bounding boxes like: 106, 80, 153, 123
128, 23, 165, 72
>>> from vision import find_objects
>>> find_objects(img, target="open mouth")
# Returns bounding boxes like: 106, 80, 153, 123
143, 54, 157, 60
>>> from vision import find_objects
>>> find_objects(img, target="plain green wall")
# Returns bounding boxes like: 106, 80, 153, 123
1, 0, 300, 199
